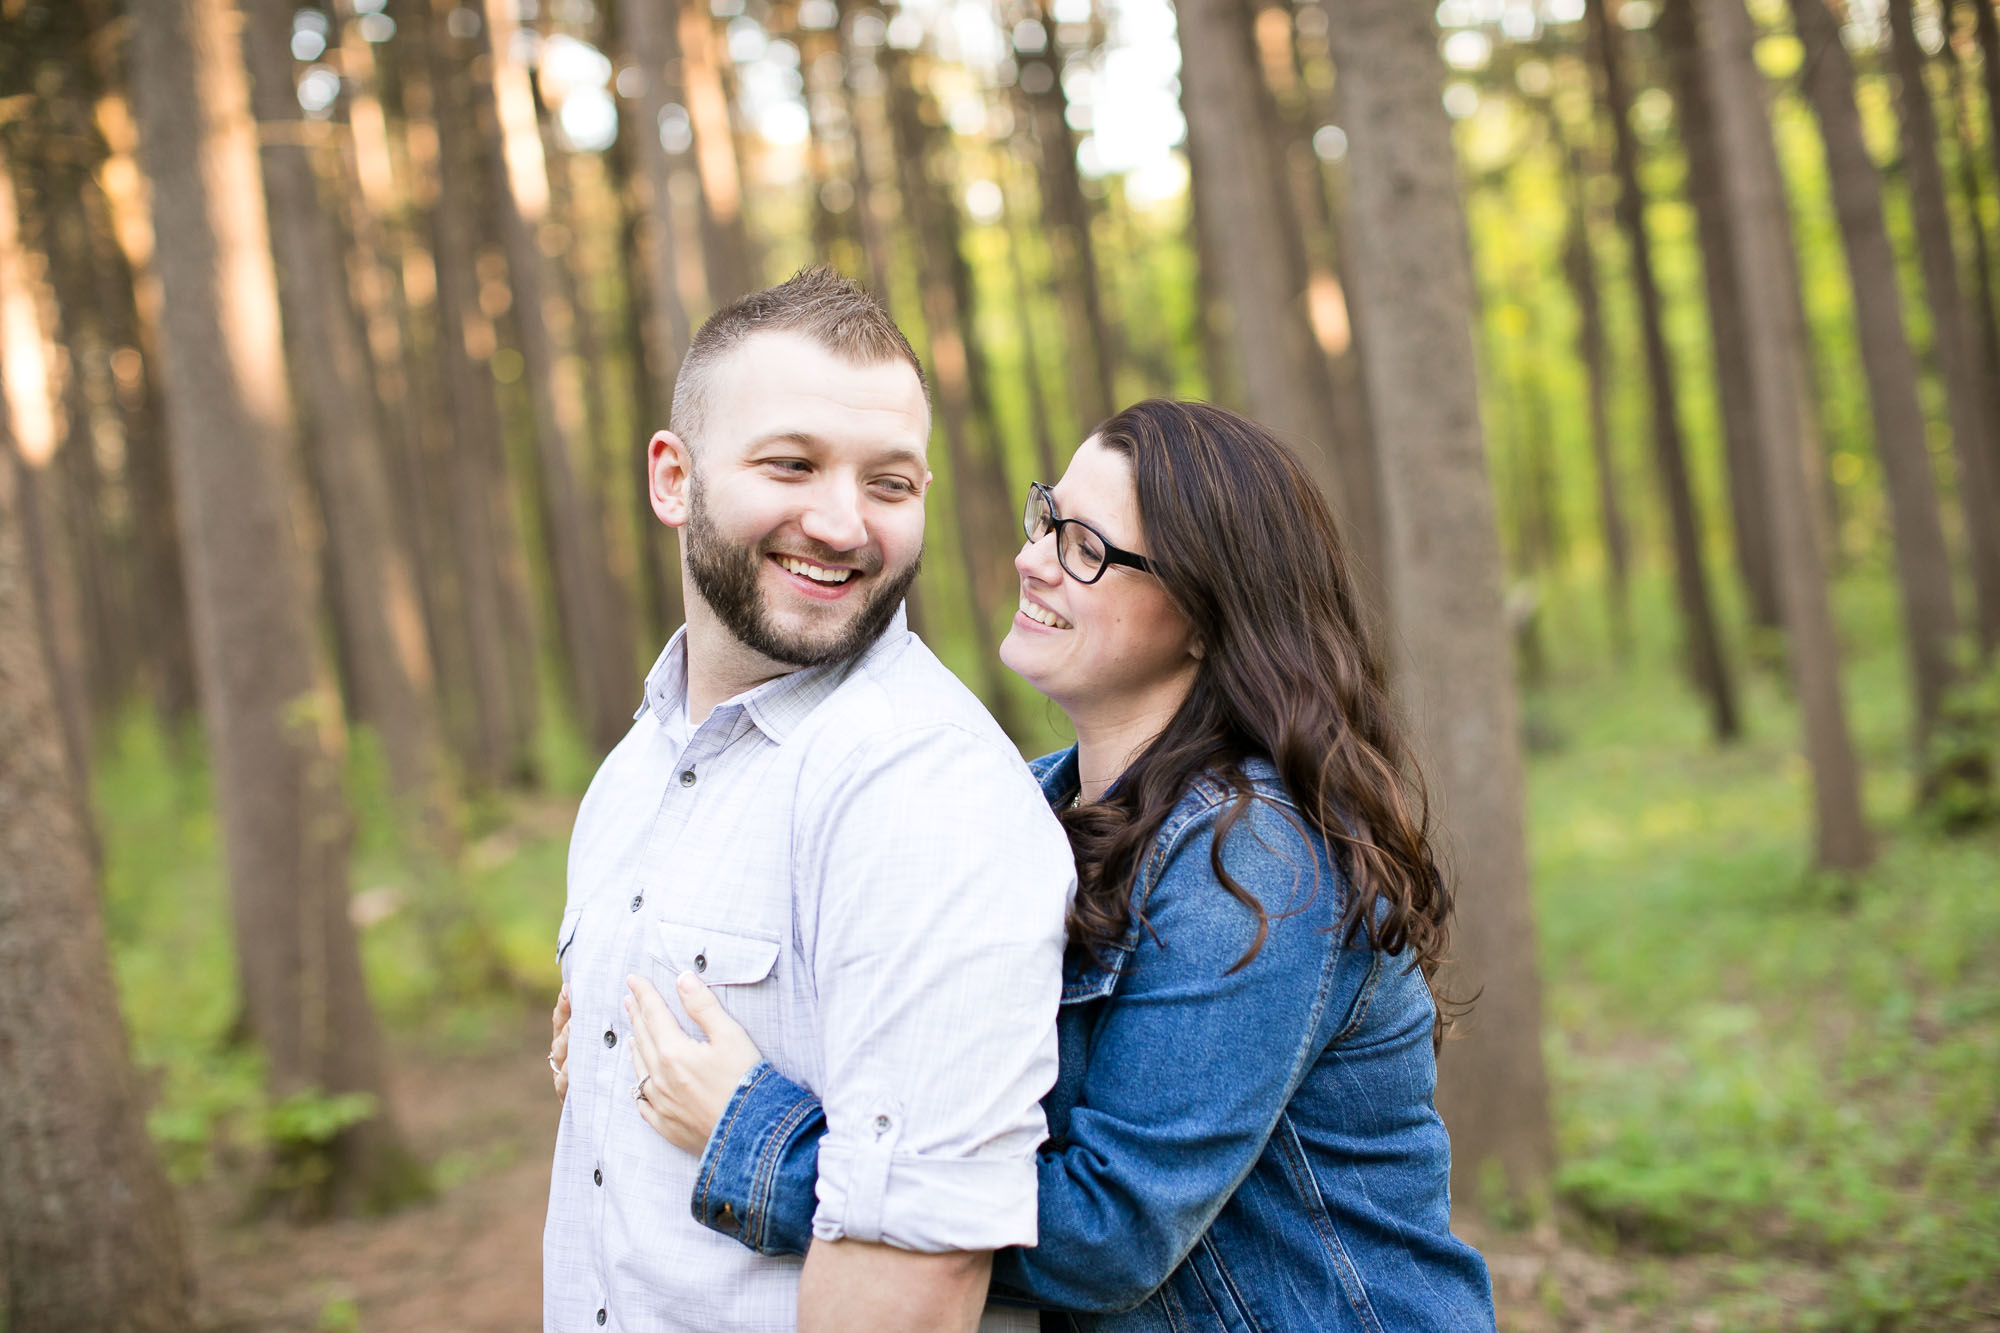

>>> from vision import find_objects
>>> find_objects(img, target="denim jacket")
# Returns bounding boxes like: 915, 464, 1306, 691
688, 749, 1496, 1331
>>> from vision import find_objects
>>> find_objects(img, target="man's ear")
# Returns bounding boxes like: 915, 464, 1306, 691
649, 431, 693, 528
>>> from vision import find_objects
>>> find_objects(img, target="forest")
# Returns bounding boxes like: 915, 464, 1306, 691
0, 0, 1997, 1326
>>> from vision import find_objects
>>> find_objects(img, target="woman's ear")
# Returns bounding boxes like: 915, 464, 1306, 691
649, 431, 693, 528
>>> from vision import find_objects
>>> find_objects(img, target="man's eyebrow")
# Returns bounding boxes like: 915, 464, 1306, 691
869, 447, 928, 474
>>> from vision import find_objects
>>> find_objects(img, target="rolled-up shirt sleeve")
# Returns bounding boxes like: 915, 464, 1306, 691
799, 723, 1072, 1253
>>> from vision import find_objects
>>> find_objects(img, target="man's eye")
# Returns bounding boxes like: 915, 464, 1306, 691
875, 477, 918, 496
766, 459, 811, 475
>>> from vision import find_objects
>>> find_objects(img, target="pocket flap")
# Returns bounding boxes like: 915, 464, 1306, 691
556, 907, 583, 962
651, 921, 781, 986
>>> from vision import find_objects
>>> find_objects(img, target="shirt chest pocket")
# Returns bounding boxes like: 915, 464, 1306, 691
649, 921, 782, 989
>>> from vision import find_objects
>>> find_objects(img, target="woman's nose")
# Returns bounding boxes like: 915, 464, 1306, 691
1015, 530, 1062, 583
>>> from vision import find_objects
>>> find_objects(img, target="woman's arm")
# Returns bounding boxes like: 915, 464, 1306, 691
665, 799, 1368, 1310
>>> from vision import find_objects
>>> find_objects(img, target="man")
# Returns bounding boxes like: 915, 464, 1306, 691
543, 269, 1073, 1333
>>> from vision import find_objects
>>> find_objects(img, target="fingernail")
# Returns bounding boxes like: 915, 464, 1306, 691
677, 971, 698, 991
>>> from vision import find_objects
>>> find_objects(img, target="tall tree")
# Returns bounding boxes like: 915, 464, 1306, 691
1656, 0, 1782, 630
1176, 0, 1359, 544
1697, 0, 1872, 870
1587, 0, 1740, 741
1788, 0, 1961, 758
680, 2, 758, 305
241, 0, 455, 845
480, 0, 640, 755
126, 0, 423, 1209
883, 45, 1024, 738
1888, 0, 2000, 655
416, 0, 543, 786
1325, 0, 1553, 1208
1009, 0, 1119, 435
0, 439, 194, 1333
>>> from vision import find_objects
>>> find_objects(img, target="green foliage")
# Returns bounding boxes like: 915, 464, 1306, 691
1533, 572, 2000, 1326
1924, 657, 2000, 833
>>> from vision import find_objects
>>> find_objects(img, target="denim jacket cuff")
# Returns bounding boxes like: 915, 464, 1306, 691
691, 1060, 824, 1257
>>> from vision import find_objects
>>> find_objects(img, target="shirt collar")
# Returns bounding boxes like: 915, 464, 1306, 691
635, 605, 911, 744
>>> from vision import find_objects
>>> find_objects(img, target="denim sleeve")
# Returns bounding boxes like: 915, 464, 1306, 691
990, 801, 1352, 1313
693, 801, 1354, 1313
691, 1061, 824, 1257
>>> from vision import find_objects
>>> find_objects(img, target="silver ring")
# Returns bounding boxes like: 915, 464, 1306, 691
632, 1074, 652, 1102
547, 1051, 561, 1074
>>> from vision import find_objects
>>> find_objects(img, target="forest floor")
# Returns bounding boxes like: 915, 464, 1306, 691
98, 574, 2000, 1331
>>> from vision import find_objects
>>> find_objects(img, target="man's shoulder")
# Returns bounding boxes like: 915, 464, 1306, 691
806, 629, 1024, 765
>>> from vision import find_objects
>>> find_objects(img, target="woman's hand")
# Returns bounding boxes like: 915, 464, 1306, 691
624, 972, 764, 1155
550, 983, 571, 1101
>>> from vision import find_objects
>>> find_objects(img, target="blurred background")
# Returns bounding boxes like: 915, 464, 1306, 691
1, 0, 1997, 1327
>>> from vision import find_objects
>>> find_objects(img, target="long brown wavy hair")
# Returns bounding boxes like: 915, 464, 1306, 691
1059, 400, 1454, 1036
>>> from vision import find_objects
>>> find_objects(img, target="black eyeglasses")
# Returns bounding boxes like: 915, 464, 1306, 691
1022, 482, 1154, 585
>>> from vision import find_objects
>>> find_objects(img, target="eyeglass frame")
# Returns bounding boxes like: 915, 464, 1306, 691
1023, 481, 1155, 585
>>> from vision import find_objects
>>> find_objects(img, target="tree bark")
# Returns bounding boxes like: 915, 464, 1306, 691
241, 0, 455, 845
1889, 0, 2000, 655
1944, 0, 2000, 652
1697, 0, 1872, 870
1177, 0, 1355, 527
1788, 0, 1961, 758
884, 47, 1024, 740
679, 3, 757, 305
417, 0, 542, 786
1588, 0, 1741, 742
479, 0, 639, 756
1011, 1, 1118, 435
0, 442, 195, 1333
1557, 143, 1632, 653
1325, 0, 1554, 1210
1657, 0, 1783, 631
126, 0, 424, 1210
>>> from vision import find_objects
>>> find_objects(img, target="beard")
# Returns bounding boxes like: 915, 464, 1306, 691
684, 469, 921, 669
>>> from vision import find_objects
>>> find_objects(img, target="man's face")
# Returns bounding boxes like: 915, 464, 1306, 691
657, 331, 931, 668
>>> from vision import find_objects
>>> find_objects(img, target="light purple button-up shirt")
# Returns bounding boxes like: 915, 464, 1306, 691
543, 610, 1073, 1332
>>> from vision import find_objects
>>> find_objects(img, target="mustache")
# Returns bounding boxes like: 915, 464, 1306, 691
759, 537, 883, 576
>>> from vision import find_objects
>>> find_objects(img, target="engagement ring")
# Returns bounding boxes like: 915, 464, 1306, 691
632, 1074, 652, 1101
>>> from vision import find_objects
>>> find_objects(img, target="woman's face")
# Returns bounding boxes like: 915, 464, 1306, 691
1000, 436, 1201, 717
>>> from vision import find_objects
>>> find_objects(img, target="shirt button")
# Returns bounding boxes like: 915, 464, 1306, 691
603, 1029, 616, 1048
629, 895, 642, 912
679, 769, 696, 787
596, 1310, 606, 1326
875, 1114, 892, 1133
593, 1168, 602, 1186
693, 952, 707, 973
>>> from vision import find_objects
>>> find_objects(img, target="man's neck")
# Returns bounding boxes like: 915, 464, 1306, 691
682, 605, 797, 726
1067, 673, 1195, 804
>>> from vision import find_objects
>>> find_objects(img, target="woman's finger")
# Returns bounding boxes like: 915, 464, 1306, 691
676, 973, 750, 1052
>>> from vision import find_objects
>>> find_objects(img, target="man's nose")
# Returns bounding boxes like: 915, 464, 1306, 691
799, 480, 868, 552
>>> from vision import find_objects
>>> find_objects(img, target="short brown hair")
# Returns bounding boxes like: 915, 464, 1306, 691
669, 267, 926, 447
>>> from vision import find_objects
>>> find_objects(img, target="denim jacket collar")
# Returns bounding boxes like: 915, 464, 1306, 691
1032, 747, 1287, 1005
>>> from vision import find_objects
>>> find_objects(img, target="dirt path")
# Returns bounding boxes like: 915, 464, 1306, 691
186, 1011, 556, 1332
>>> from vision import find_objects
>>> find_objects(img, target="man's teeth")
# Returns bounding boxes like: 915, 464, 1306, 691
777, 556, 854, 585
1019, 597, 1072, 630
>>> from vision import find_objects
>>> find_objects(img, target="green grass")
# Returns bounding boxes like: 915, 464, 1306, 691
1527, 569, 2000, 1328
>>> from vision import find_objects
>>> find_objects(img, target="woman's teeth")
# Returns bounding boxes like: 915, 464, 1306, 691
1020, 597, 1072, 629
777, 555, 853, 585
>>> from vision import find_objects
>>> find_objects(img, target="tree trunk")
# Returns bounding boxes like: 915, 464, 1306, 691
1588, 0, 1741, 742
679, 3, 757, 305
241, 0, 455, 846
1557, 145, 1632, 653
1944, 0, 2000, 653
1970, 0, 2000, 197
1325, 0, 1554, 1211
1657, 0, 1783, 631
1011, 3, 1119, 435
1697, 0, 1872, 871
126, 0, 424, 1212
479, 0, 639, 756
417, 0, 542, 786
1177, 0, 1355, 525
1788, 0, 1961, 759
884, 48, 1024, 739
0, 442, 195, 1333
1890, 0, 2000, 655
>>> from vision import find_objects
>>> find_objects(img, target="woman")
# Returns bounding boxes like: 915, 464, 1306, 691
618, 400, 1495, 1329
